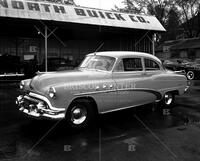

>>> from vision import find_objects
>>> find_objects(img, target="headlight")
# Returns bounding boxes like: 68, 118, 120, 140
20, 81, 25, 90
49, 87, 56, 98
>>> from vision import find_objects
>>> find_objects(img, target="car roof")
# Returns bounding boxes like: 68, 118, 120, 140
87, 51, 161, 63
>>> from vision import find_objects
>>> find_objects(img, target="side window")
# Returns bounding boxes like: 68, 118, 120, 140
123, 58, 143, 71
114, 60, 124, 72
144, 59, 160, 71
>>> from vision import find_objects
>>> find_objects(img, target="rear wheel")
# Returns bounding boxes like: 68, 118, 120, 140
186, 71, 195, 80
66, 99, 95, 129
161, 92, 175, 109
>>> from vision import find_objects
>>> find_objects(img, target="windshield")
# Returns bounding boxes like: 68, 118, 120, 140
79, 55, 116, 71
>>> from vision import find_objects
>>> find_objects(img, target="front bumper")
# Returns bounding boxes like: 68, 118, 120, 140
16, 93, 66, 120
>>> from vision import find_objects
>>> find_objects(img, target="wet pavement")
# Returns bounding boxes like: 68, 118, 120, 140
0, 81, 200, 161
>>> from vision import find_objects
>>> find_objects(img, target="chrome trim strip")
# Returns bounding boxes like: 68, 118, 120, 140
100, 103, 149, 114
29, 92, 65, 112
74, 89, 117, 96
158, 86, 185, 93
74, 88, 162, 101
117, 88, 163, 100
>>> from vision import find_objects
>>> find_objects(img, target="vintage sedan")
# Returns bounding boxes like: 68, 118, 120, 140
16, 51, 189, 129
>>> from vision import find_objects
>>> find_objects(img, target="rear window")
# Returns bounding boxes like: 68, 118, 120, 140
144, 59, 160, 71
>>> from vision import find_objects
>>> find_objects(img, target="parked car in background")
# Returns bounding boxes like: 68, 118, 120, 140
38, 57, 74, 72
162, 58, 200, 80
162, 59, 185, 71
16, 51, 189, 129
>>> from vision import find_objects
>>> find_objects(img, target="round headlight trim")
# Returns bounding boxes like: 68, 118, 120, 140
20, 81, 25, 90
49, 87, 56, 98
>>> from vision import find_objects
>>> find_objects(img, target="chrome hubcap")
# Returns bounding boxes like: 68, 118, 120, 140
187, 71, 194, 80
71, 106, 87, 125
164, 93, 173, 105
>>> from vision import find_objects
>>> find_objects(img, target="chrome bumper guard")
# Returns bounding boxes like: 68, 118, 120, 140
16, 94, 65, 120
184, 80, 191, 93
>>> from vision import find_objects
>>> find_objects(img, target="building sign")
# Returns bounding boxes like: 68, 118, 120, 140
0, 0, 165, 31
24, 54, 34, 60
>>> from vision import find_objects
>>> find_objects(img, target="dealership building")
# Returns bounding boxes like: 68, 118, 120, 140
0, 0, 165, 72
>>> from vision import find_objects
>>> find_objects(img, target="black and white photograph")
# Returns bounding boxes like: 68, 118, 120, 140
0, 0, 200, 160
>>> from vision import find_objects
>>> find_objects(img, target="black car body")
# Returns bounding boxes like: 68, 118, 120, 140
162, 59, 185, 71
162, 59, 200, 80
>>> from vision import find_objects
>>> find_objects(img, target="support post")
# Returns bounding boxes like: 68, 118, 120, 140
45, 25, 48, 72
152, 33, 155, 56
34, 24, 60, 72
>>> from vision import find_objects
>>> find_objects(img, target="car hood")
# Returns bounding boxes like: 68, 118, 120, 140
30, 69, 110, 93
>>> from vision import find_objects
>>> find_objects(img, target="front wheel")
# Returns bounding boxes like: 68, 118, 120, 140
160, 92, 175, 109
66, 99, 95, 129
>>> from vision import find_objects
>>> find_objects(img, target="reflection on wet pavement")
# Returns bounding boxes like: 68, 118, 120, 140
0, 81, 200, 161
0, 108, 185, 161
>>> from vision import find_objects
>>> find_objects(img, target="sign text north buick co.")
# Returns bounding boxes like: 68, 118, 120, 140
73, 8, 150, 23
0, 0, 150, 24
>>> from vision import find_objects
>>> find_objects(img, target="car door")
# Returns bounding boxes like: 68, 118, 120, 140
112, 57, 151, 109
92, 73, 118, 113
142, 58, 163, 88
140, 58, 165, 101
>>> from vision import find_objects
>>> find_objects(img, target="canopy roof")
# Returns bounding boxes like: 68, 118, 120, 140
0, 0, 166, 32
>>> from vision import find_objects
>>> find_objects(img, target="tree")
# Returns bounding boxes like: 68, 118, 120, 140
114, 0, 200, 40
175, 0, 200, 38
163, 7, 181, 41
114, 0, 143, 14
114, 0, 175, 42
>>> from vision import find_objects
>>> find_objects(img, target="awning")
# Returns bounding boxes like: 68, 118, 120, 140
0, 0, 165, 32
